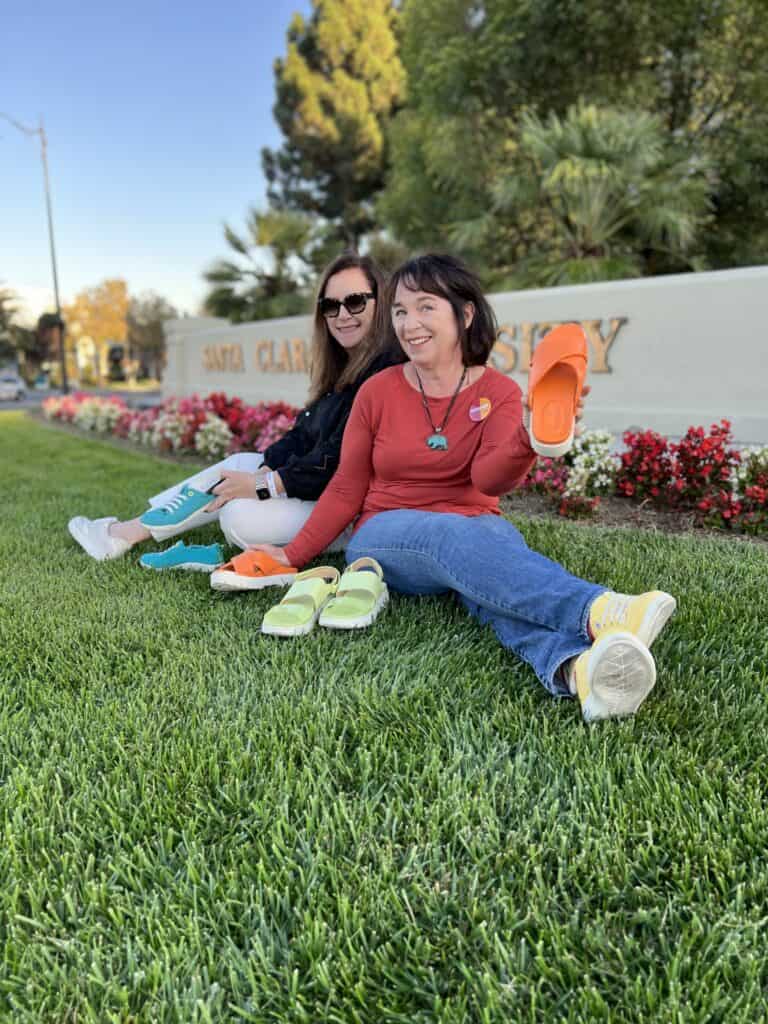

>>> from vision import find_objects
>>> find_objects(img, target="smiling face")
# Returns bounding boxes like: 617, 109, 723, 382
391, 281, 470, 370
322, 267, 376, 351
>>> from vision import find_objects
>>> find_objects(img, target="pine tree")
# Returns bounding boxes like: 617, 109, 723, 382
262, 0, 405, 247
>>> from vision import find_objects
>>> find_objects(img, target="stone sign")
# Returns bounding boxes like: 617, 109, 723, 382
164, 265, 768, 442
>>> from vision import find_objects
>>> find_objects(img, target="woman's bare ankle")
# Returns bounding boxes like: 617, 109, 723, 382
108, 518, 151, 546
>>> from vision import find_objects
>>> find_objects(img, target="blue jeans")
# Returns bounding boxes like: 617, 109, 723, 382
346, 510, 605, 698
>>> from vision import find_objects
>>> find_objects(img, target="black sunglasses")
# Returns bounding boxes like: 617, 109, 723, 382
318, 291, 375, 318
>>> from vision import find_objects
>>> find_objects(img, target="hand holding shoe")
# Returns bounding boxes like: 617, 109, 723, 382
249, 542, 291, 566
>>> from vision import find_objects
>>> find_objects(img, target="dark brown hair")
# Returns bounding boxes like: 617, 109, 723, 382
388, 253, 498, 366
308, 252, 392, 403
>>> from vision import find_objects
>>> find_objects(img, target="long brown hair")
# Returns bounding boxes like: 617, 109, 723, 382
308, 252, 392, 403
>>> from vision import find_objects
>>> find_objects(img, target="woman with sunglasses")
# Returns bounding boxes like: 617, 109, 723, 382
68, 252, 402, 562
251, 254, 677, 722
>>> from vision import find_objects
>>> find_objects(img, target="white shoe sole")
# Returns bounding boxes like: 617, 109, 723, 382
209, 570, 298, 592
580, 632, 656, 723
528, 423, 575, 459
636, 592, 677, 648
319, 588, 389, 630
140, 561, 221, 572
143, 509, 213, 541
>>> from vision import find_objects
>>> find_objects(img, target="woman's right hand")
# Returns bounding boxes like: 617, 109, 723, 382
249, 543, 292, 566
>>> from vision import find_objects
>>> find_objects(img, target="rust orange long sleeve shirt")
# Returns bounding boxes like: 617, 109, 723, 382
285, 364, 536, 567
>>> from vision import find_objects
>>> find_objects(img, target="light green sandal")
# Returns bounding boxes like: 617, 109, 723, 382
261, 566, 340, 637
318, 557, 388, 630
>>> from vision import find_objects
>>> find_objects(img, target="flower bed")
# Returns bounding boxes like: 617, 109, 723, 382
522, 419, 768, 536
42, 391, 300, 461
41, 394, 767, 537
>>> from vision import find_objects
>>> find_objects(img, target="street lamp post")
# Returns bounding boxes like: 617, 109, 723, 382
1, 112, 68, 392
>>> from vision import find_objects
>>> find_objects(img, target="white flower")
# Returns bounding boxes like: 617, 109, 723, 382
150, 412, 191, 451
734, 445, 768, 498
563, 430, 619, 499
194, 413, 233, 459
72, 397, 124, 433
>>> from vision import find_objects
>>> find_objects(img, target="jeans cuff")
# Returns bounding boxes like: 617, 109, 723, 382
544, 641, 591, 698
577, 585, 605, 641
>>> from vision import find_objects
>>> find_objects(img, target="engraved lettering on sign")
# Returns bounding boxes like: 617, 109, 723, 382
518, 322, 535, 370
581, 318, 627, 373
202, 343, 245, 372
274, 340, 292, 372
255, 340, 275, 371
490, 319, 628, 375
491, 324, 517, 372
289, 338, 308, 373
250, 338, 311, 373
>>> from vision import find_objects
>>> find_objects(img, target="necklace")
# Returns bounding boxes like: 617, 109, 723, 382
412, 364, 467, 450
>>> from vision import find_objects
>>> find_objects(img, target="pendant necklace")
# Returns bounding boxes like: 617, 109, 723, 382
412, 364, 467, 451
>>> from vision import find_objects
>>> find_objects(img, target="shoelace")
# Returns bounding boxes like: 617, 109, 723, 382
161, 490, 194, 514
593, 594, 631, 632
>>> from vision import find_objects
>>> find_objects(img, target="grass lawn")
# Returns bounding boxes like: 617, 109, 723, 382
2, 410, 768, 1023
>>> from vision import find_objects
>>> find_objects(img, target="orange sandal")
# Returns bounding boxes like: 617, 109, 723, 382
527, 323, 588, 458
209, 550, 297, 592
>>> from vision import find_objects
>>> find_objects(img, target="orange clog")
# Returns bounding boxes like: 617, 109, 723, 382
209, 549, 297, 592
527, 323, 588, 457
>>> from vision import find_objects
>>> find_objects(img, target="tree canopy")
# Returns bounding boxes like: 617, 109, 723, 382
262, 0, 405, 246
0, 287, 39, 368
126, 293, 179, 379
204, 0, 767, 320
203, 208, 317, 322
379, 0, 768, 283
62, 279, 129, 348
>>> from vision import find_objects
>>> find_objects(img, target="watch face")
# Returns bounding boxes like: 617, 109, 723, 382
256, 487, 271, 501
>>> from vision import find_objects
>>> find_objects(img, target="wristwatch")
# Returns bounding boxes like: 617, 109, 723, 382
256, 486, 270, 501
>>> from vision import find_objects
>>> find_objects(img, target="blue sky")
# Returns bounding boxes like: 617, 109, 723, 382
1, 0, 312, 323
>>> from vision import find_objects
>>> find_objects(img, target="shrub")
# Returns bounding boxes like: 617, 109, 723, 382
72, 396, 126, 433
42, 390, 300, 461
522, 421, 766, 536
231, 401, 299, 451
730, 445, 768, 535
563, 430, 616, 499
616, 429, 675, 501
670, 420, 740, 508
524, 430, 619, 519
195, 413, 234, 460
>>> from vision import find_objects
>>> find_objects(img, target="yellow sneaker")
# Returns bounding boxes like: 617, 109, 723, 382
571, 632, 656, 722
589, 590, 677, 648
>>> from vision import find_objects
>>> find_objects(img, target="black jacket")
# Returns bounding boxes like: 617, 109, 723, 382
262, 349, 402, 501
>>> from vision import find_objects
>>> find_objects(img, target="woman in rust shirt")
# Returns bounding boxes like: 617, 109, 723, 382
254, 254, 677, 723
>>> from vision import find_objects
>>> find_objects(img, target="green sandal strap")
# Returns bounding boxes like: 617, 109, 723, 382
335, 571, 385, 603
346, 556, 383, 578
277, 576, 335, 610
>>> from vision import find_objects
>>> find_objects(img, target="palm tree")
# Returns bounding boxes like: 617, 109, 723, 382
482, 102, 712, 287
203, 208, 316, 322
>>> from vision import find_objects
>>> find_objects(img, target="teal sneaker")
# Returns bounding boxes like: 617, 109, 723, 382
140, 485, 215, 540
139, 541, 224, 572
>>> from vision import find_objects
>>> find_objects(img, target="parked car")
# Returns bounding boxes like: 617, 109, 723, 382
0, 372, 27, 401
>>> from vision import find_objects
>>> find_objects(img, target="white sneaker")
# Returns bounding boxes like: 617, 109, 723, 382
67, 516, 131, 561
571, 631, 656, 723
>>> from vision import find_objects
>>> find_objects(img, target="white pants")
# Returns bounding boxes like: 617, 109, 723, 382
147, 453, 347, 551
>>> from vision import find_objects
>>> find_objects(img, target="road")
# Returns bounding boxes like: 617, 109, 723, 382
1, 387, 162, 412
